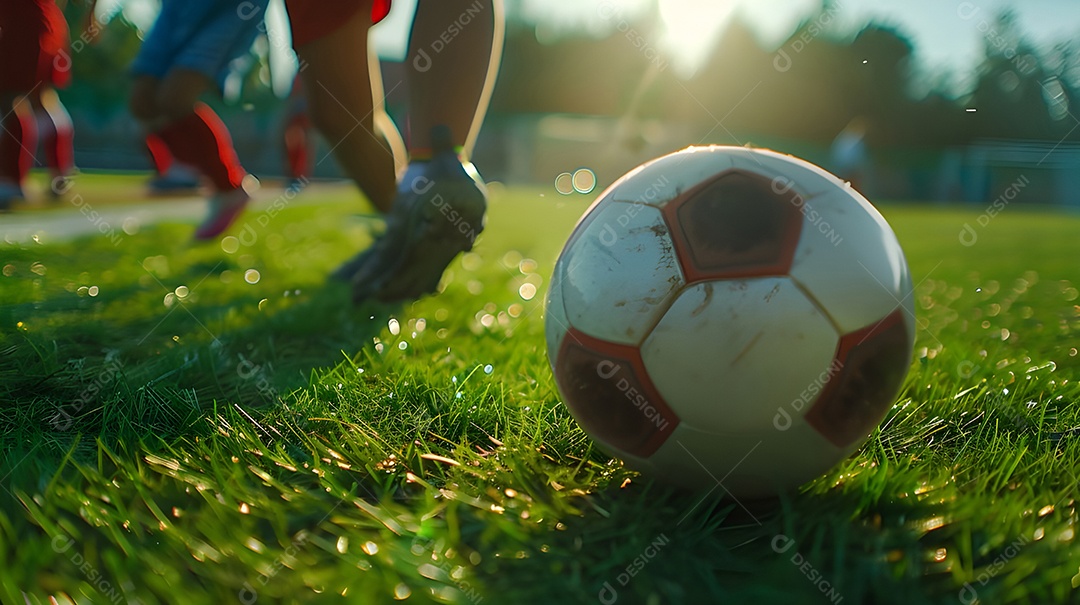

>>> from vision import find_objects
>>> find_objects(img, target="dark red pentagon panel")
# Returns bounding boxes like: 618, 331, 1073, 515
662, 170, 803, 283
805, 308, 912, 447
555, 327, 679, 457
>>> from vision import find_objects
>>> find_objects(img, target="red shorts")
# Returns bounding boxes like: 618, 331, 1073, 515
286, 0, 391, 50
0, 0, 71, 93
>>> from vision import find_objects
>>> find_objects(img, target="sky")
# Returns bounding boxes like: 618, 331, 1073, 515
97, 0, 1080, 89
515, 0, 1080, 78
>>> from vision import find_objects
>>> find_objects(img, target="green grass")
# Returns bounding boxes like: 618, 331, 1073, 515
3, 177, 1080, 604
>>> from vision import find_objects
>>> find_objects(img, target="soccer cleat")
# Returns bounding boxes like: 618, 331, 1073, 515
0, 180, 25, 212
337, 126, 487, 305
194, 186, 249, 240
148, 165, 201, 195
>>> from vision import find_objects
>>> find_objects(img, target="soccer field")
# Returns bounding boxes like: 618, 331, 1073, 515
3, 177, 1080, 604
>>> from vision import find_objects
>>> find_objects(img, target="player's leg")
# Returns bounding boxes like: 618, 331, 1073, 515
345, 0, 505, 303
405, 0, 504, 158
0, 94, 36, 208
292, 7, 401, 212
34, 87, 76, 192
128, 0, 266, 239
0, 0, 53, 209
283, 111, 312, 185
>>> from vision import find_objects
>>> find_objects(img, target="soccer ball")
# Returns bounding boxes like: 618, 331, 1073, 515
544, 146, 914, 498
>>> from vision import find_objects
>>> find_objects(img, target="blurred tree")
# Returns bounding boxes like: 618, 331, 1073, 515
60, 2, 144, 116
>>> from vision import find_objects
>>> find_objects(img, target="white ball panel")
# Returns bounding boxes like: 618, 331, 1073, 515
560, 201, 684, 346
627, 420, 846, 497
789, 188, 913, 334
543, 270, 571, 370
641, 278, 838, 430
602, 146, 734, 207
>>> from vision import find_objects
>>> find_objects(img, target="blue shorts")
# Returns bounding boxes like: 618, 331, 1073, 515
130, 0, 269, 90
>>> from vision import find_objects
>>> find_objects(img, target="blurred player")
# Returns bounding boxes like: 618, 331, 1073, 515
144, 134, 202, 195
33, 86, 76, 198
128, 0, 268, 239
0, 0, 71, 210
282, 0, 504, 304
282, 75, 313, 189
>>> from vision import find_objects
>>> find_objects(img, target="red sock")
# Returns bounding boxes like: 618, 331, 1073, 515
0, 108, 37, 184
145, 133, 173, 175
283, 113, 311, 180
155, 103, 246, 191
43, 114, 74, 177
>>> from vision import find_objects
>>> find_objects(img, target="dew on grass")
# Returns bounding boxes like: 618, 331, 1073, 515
484, 364, 493, 374
452, 376, 458, 384
461, 252, 483, 272
239, 502, 250, 514
393, 584, 411, 600
122, 216, 140, 235
164, 292, 176, 307
244, 269, 260, 284
519, 283, 537, 301
435, 308, 449, 321
30, 262, 46, 276
375, 343, 384, 354
467, 280, 483, 295
337, 536, 349, 554
389, 318, 400, 335
220, 270, 234, 284
175, 285, 189, 299
220, 236, 239, 254
258, 298, 268, 311
398, 341, 408, 350
502, 250, 523, 269
519, 258, 538, 274
88, 286, 99, 297
508, 303, 523, 318
415, 318, 427, 332
2, 264, 13, 276
480, 314, 495, 328
357, 368, 364, 374
437, 328, 449, 339
554, 172, 574, 195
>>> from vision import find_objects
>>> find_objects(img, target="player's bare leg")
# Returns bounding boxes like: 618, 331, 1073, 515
294, 9, 402, 213
405, 0, 503, 158
339, 0, 505, 304
32, 87, 76, 198
0, 93, 36, 210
